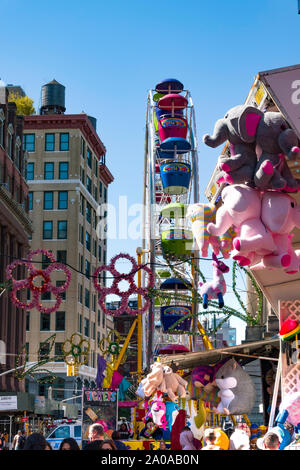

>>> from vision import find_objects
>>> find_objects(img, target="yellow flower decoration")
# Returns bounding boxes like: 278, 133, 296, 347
62, 333, 90, 366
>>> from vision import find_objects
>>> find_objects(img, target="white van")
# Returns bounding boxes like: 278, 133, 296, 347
46, 421, 82, 450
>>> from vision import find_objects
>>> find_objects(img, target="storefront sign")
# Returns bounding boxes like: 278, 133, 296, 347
0, 395, 17, 410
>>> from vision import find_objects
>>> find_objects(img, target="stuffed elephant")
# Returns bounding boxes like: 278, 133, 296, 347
251, 192, 300, 273
249, 110, 300, 191
203, 105, 300, 191
207, 184, 276, 267
203, 105, 258, 186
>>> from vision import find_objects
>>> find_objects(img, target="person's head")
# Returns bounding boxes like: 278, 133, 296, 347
59, 437, 80, 450
204, 428, 217, 444
17, 430, 22, 435
99, 439, 117, 450
88, 423, 104, 441
119, 423, 128, 431
159, 440, 167, 449
23, 433, 48, 450
111, 431, 120, 441
45, 442, 52, 450
182, 426, 191, 432
264, 432, 280, 450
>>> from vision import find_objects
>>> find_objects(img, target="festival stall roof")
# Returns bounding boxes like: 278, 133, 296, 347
159, 337, 280, 370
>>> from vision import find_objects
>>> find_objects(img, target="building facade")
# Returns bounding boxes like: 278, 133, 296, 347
0, 86, 32, 392
23, 82, 114, 399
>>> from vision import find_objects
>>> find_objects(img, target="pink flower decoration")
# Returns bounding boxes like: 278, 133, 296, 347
93, 253, 154, 316
6, 249, 71, 314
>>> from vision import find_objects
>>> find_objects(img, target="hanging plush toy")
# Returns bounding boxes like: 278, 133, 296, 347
214, 358, 256, 415
186, 203, 235, 259
162, 365, 188, 402
207, 184, 276, 267
199, 253, 229, 309
141, 362, 166, 397
146, 392, 168, 431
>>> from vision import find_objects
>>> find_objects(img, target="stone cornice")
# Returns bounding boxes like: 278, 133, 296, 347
24, 113, 107, 159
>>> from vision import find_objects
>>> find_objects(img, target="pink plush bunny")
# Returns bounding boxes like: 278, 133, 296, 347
147, 392, 168, 431
199, 253, 229, 309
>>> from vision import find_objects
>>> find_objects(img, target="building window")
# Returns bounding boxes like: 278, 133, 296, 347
87, 148, 92, 168
81, 137, 85, 158
59, 162, 69, 179
26, 311, 30, 331
58, 191, 68, 209
59, 133, 69, 151
56, 250, 67, 264
26, 162, 34, 180
39, 342, 50, 361
57, 220, 67, 239
93, 239, 97, 258
43, 191, 54, 210
56, 280, 66, 300
78, 284, 83, 304
94, 186, 98, 201
40, 313, 51, 331
84, 288, 90, 308
86, 175, 92, 194
84, 318, 90, 337
28, 192, 33, 210
80, 195, 85, 215
79, 254, 83, 273
85, 231, 91, 252
92, 294, 96, 312
41, 290, 51, 300
104, 186, 107, 202
23, 133, 35, 152
53, 378, 65, 400
86, 202, 91, 224
98, 245, 102, 262
43, 221, 53, 239
45, 133, 55, 151
85, 260, 90, 279
0, 117, 4, 148
55, 311, 65, 331
78, 313, 82, 333
54, 343, 63, 361
44, 162, 54, 180
92, 322, 95, 340
94, 158, 98, 177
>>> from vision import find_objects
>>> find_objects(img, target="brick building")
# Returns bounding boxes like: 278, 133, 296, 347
0, 86, 32, 392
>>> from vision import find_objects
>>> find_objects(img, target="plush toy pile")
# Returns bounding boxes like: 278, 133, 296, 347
187, 104, 300, 281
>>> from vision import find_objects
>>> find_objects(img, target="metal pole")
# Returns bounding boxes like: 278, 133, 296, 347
9, 415, 13, 450
268, 359, 281, 428
136, 248, 143, 380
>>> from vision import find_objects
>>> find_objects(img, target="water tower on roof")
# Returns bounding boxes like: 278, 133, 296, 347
40, 79, 66, 115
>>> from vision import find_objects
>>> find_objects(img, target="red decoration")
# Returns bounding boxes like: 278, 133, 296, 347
6, 249, 71, 314
93, 253, 154, 316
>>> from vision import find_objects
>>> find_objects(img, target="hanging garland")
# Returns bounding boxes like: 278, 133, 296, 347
15, 334, 57, 384
6, 249, 71, 314
62, 333, 90, 367
93, 252, 154, 316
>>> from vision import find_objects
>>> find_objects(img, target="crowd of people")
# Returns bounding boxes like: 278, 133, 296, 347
1, 419, 297, 451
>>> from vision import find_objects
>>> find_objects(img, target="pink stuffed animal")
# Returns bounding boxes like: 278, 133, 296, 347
141, 362, 166, 397
147, 392, 168, 430
207, 184, 276, 267
199, 253, 229, 309
251, 191, 300, 273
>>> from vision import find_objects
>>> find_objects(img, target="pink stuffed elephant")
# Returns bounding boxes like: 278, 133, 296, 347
251, 192, 300, 273
207, 184, 276, 267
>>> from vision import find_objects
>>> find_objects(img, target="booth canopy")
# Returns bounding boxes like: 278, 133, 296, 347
158, 337, 280, 370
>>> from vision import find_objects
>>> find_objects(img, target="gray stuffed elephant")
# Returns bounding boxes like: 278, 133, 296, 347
251, 110, 300, 191
203, 105, 258, 186
203, 105, 300, 191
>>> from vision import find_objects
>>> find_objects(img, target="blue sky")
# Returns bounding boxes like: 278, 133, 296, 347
2, 0, 300, 342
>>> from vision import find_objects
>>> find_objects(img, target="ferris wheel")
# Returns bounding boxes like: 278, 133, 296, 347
142, 78, 200, 367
